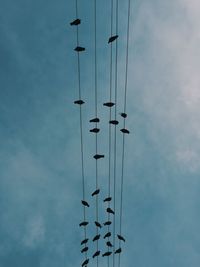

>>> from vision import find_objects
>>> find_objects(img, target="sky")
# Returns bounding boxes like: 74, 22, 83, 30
0, 0, 200, 266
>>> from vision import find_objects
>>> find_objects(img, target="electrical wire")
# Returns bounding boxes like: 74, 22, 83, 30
75, 0, 87, 260
118, 0, 131, 266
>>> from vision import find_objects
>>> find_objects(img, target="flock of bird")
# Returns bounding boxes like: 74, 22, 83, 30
70, 0, 131, 266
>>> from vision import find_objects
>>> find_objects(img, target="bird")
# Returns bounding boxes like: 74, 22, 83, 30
107, 207, 115, 214
93, 251, 100, 258
120, 112, 127, 118
92, 189, 100, 196
104, 232, 111, 239
90, 128, 100, 133
82, 259, 89, 267
74, 46, 85, 52
74, 100, 85, 105
81, 247, 89, 253
90, 117, 100, 123
93, 234, 100, 242
79, 221, 89, 227
103, 102, 115, 107
104, 197, 112, 202
104, 221, 112, 226
94, 154, 104, 160
81, 238, 89, 245
115, 248, 122, 254
108, 35, 118, 43
117, 234, 125, 242
120, 128, 130, 134
102, 251, 112, 257
106, 241, 113, 247
81, 200, 89, 207
70, 18, 81, 26
95, 221, 102, 228
109, 120, 119, 125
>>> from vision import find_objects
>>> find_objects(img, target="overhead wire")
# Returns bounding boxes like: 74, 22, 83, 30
94, 0, 99, 266
118, 0, 131, 266
113, 0, 119, 266
107, 0, 114, 267
75, 0, 87, 261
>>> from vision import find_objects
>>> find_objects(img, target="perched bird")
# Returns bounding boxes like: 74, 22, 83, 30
104, 197, 112, 202
92, 189, 100, 196
104, 232, 111, 239
95, 221, 102, 228
107, 207, 115, 214
117, 234, 125, 242
102, 251, 112, 257
81, 247, 89, 253
120, 128, 130, 134
74, 100, 85, 105
108, 35, 119, 43
109, 120, 119, 125
81, 200, 89, 207
106, 241, 113, 247
90, 128, 100, 133
94, 154, 104, 160
70, 18, 81, 26
81, 238, 89, 245
79, 221, 89, 227
120, 112, 127, 118
93, 234, 100, 242
104, 221, 112, 226
90, 117, 100, 123
82, 259, 89, 267
93, 251, 100, 258
115, 248, 122, 254
103, 102, 115, 107
74, 46, 85, 52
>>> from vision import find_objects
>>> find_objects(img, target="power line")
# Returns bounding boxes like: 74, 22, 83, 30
118, 0, 131, 266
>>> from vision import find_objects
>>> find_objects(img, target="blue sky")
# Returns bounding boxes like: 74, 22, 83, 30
0, 0, 200, 266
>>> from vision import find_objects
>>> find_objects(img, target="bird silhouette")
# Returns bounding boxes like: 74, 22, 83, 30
90, 117, 100, 123
81, 238, 89, 245
79, 221, 89, 227
74, 46, 85, 52
104, 197, 112, 202
107, 207, 115, 214
104, 232, 111, 239
93, 234, 101, 242
104, 221, 112, 226
81, 200, 89, 207
74, 100, 85, 105
109, 120, 119, 125
81, 247, 89, 253
120, 128, 130, 134
117, 234, 125, 242
93, 251, 100, 258
92, 189, 100, 196
108, 35, 118, 43
94, 154, 104, 160
102, 251, 112, 257
70, 18, 81, 26
106, 241, 113, 247
103, 102, 115, 107
82, 259, 89, 267
90, 128, 100, 133
115, 248, 122, 254
95, 221, 102, 228
120, 112, 127, 118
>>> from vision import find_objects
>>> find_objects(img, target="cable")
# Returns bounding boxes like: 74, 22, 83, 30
75, 0, 87, 260
94, 1, 99, 267
118, 0, 131, 266
113, 0, 119, 266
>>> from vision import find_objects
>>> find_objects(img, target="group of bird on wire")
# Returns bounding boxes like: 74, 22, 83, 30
70, 0, 131, 266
